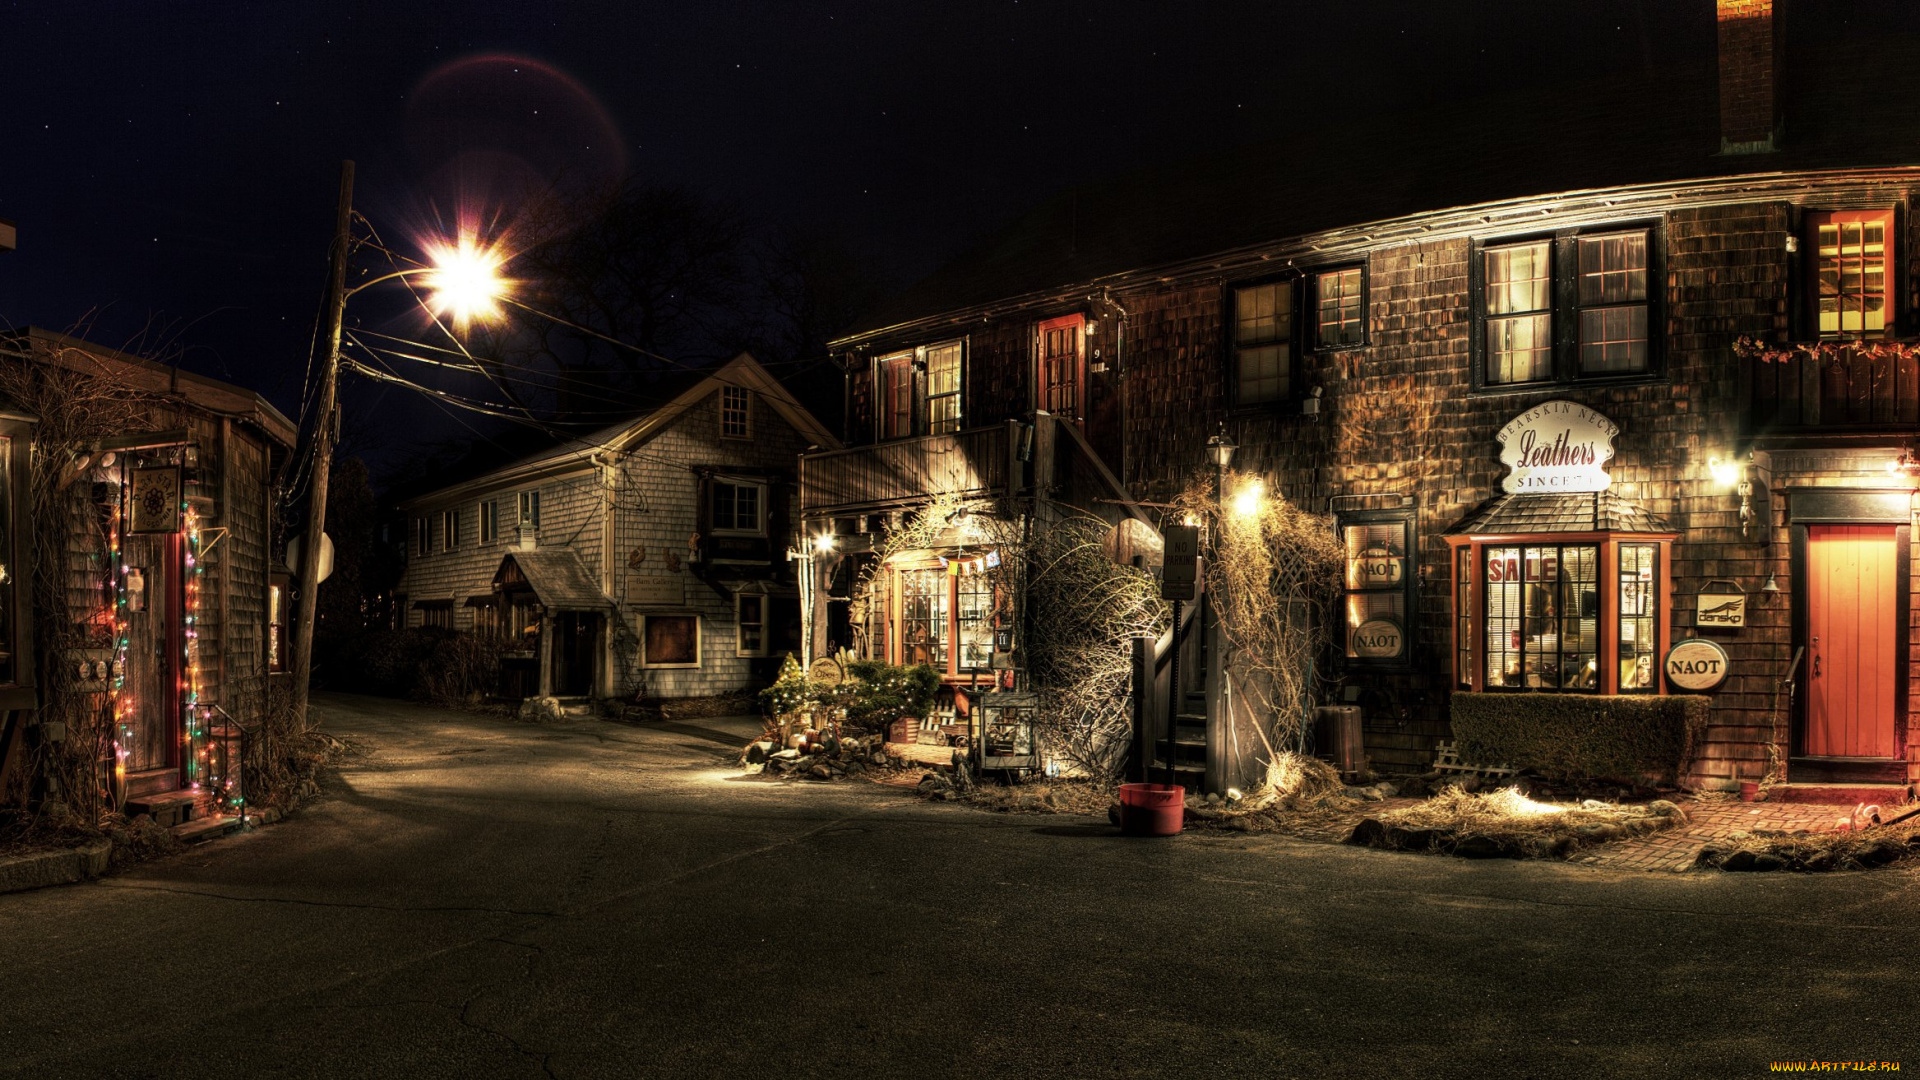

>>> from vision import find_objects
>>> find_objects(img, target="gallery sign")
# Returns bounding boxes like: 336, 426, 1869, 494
1497, 400, 1620, 494
1664, 638, 1730, 692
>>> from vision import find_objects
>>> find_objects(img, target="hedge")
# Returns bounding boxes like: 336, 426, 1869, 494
1450, 693, 1710, 785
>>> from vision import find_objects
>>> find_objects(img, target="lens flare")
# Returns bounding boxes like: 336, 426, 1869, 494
423, 231, 510, 331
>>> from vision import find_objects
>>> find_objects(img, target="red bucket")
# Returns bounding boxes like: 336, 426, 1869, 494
1118, 783, 1186, 836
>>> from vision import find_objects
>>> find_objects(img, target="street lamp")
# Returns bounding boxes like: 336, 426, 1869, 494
1206, 428, 1237, 471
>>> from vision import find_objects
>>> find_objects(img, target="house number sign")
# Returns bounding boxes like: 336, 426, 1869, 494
1664, 638, 1730, 692
1497, 400, 1619, 495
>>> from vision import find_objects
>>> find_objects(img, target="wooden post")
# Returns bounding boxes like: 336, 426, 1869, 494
537, 614, 556, 698
291, 159, 353, 732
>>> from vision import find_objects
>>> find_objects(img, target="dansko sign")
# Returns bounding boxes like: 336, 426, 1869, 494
1497, 400, 1620, 494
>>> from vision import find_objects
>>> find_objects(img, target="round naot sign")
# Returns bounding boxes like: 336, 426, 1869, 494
1664, 638, 1730, 692
1351, 617, 1405, 660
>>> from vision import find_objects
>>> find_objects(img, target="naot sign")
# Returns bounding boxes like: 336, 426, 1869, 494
1497, 400, 1620, 495
1664, 638, 1730, 692
1351, 616, 1405, 660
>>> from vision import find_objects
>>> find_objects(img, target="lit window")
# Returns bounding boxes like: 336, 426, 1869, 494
1232, 282, 1291, 405
956, 571, 993, 672
711, 479, 764, 535
898, 568, 948, 668
1483, 545, 1599, 691
1315, 267, 1366, 349
479, 499, 497, 543
1577, 232, 1649, 375
1617, 543, 1659, 692
1340, 516, 1413, 668
720, 385, 752, 438
1810, 210, 1895, 338
925, 341, 964, 435
1483, 241, 1553, 385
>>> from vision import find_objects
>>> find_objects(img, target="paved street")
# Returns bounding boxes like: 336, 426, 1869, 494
2, 694, 1916, 1079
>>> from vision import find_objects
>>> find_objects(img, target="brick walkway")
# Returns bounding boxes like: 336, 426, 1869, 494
1577, 800, 1861, 873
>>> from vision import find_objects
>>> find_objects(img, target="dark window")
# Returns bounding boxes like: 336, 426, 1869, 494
1232, 281, 1291, 405
1808, 209, 1895, 338
419, 600, 454, 631
415, 517, 430, 557
267, 582, 286, 673
711, 479, 764, 534
643, 614, 700, 667
720, 386, 752, 438
518, 490, 541, 528
925, 341, 964, 435
472, 602, 500, 638
479, 500, 497, 544
737, 593, 766, 656
440, 508, 460, 552
1314, 266, 1367, 349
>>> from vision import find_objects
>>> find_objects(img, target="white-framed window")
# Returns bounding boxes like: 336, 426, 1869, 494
1232, 281, 1292, 405
440, 508, 460, 552
720, 385, 752, 439
414, 516, 430, 557
479, 499, 498, 543
736, 593, 768, 657
518, 490, 541, 528
642, 613, 702, 669
925, 340, 964, 434
711, 478, 765, 536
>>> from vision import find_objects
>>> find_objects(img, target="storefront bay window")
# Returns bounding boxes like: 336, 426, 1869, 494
886, 554, 1003, 680
1447, 522, 1673, 695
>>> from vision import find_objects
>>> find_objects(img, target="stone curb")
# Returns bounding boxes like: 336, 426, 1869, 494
0, 838, 112, 896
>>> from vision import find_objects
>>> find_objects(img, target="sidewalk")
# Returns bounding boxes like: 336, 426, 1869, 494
1577, 800, 1860, 872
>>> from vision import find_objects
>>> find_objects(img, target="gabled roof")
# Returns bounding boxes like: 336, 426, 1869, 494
397, 352, 841, 509
1445, 493, 1676, 536
838, 31, 1920, 345
493, 549, 615, 612
1, 327, 296, 446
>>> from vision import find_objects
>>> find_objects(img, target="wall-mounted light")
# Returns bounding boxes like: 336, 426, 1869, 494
1708, 455, 1743, 489
813, 533, 836, 554
1302, 385, 1324, 421
1708, 453, 1759, 539
1762, 571, 1780, 594
1083, 318, 1100, 337
1206, 427, 1237, 471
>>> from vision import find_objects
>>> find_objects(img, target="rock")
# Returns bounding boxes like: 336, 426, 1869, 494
745, 741, 773, 765
808, 765, 833, 780
1374, 782, 1399, 799
1108, 802, 1123, 827
1396, 777, 1429, 798
1581, 798, 1611, 811
742, 762, 764, 776
1855, 840, 1904, 869
844, 760, 865, 775
1227, 816, 1253, 832
1346, 818, 1387, 847
1346, 785, 1386, 802
517, 696, 567, 724
1205, 791, 1221, 805
1720, 849, 1759, 871
1454, 835, 1512, 859
870, 753, 889, 766
1387, 826, 1446, 851
771, 748, 801, 761
1752, 852, 1788, 872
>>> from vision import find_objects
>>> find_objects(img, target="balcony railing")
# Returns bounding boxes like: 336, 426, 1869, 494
799, 423, 1014, 515
1748, 343, 1920, 431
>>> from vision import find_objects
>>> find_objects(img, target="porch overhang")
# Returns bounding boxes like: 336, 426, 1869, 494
492, 550, 616, 612
1443, 492, 1677, 537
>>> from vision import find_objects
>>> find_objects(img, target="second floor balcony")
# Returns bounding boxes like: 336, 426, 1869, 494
799, 422, 1016, 517
1747, 339, 1920, 433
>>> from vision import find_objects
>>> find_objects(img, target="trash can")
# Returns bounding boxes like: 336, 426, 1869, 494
1117, 783, 1185, 836
1313, 705, 1364, 781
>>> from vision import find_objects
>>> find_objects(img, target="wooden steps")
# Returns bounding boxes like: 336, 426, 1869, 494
1766, 782, 1913, 807
171, 815, 241, 845
126, 789, 198, 828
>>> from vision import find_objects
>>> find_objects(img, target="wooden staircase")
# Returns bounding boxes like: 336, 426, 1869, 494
125, 787, 241, 844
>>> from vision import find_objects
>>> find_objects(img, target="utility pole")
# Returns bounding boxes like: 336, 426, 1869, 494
292, 159, 354, 731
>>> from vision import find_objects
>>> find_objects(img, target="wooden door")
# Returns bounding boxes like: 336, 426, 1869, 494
552, 612, 599, 697
1806, 524, 1898, 758
1037, 315, 1084, 426
122, 533, 181, 777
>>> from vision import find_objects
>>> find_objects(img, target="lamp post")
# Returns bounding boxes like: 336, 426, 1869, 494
291, 160, 510, 731
1201, 427, 1236, 795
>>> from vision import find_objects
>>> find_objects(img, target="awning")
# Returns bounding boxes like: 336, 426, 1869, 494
491, 550, 616, 612
463, 594, 497, 608
1444, 492, 1675, 535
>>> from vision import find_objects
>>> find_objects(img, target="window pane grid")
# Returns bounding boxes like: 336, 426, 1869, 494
1456, 548, 1473, 688
926, 342, 963, 435
721, 386, 750, 438
1817, 218, 1891, 336
1618, 543, 1658, 692
956, 574, 992, 672
1483, 544, 1598, 691
899, 569, 948, 668
1235, 283, 1292, 403
1317, 268, 1364, 347
1484, 242, 1553, 385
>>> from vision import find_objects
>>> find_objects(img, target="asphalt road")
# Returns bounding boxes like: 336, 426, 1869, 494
1, 693, 1916, 1079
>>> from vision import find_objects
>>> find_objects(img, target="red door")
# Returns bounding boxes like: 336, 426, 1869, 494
1806, 524, 1898, 758
1037, 314, 1084, 426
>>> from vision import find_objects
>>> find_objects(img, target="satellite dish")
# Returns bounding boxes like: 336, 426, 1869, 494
287, 533, 335, 584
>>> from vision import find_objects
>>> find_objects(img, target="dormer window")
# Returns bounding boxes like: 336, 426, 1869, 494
720, 385, 752, 439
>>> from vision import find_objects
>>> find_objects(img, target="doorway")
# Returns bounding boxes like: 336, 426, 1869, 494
551, 612, 601, 697
122, 532, 182, 793
1802, 524, 1902, 764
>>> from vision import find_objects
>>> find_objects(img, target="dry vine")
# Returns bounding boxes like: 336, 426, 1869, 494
1172, 470, 1344, 759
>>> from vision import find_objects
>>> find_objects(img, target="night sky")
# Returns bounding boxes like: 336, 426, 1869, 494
5, 1, 1899, 464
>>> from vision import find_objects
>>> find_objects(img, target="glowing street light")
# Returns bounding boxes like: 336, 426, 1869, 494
422, 232, 511, 331
1232, 477, 1265, 518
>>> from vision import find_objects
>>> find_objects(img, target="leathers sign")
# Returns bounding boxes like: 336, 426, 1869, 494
1497, 400, 1619, 494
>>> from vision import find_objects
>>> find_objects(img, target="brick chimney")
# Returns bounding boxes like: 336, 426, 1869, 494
1717, 0, 1782, 154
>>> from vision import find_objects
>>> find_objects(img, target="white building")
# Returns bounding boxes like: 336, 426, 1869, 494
395, 354, 838, 701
